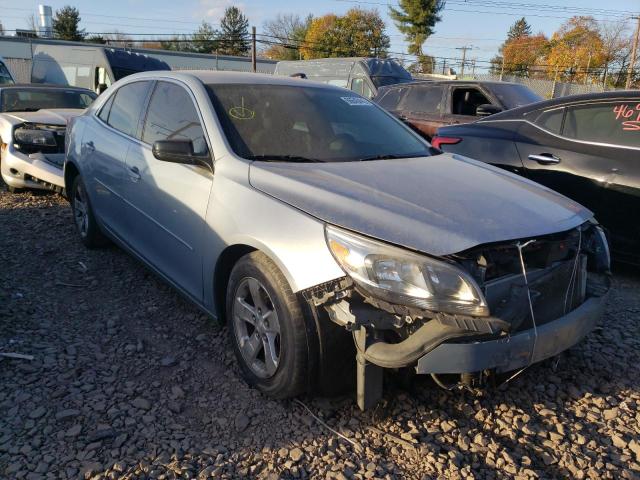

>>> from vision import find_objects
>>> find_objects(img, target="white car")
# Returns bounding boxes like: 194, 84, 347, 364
0, 84, 96, 193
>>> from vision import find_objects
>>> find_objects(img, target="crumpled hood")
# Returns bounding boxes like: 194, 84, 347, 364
5, 109, 84, 125
249, 154, 592, 256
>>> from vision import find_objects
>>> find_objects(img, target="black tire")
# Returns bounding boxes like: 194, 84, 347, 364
6, 185, 24, 194
69, 175, 108, 248
226, 251, 309, 398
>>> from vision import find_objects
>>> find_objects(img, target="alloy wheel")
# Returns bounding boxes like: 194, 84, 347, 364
232, 277, 281, 379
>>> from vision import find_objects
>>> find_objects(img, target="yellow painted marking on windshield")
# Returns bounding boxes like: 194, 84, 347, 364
229, 97, 255, 120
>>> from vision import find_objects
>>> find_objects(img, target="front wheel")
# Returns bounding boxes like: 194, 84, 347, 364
226, 252, 309, 398
69, 175, 108, 248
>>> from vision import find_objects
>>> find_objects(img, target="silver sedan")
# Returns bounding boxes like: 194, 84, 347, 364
64, 71, 610, 409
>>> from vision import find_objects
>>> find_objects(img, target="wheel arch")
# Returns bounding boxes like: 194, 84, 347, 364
63, 160, 80, 198
213, 244, 257, 322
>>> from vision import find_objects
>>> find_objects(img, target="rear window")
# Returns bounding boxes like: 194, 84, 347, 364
563, 101, 640, 148
490, 84, 542, 109
399, 85, 444, 113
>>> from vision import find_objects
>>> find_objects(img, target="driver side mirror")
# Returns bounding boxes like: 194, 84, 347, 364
476, 104, 502, 117
152, 140, 211, 168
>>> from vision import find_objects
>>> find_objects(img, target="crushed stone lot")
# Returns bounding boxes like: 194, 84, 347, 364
1, 185, 639, 480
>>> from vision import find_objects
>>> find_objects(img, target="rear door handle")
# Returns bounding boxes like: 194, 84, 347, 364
528, 153, 561, 165
128, 165, 141, 182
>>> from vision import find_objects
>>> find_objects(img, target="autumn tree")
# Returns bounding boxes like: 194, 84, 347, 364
52, 6, 85, 41
490, 17, 547, 77
301, 9, 390, 59
389, 0, 445, 72
546, 16, 605, 82
218, 6, 250, 56
262, 14, 312, 60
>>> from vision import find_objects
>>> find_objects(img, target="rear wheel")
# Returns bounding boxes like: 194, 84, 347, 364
69, 175, 108, 248
6, 185, 24, 194
226, 252, 309, 398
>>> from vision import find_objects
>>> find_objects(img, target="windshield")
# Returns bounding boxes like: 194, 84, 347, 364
371, 76, 413, 89
207, 84, 430, 162
1, 88, 96, 112
490, 83, 542, 109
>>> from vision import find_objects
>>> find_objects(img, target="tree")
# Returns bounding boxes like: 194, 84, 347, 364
191, 21, 219, 54
598, 20, 632, 87
389, 0, 445, 65
262, 13, 312, 60
104, 31, 133, 48
507, 17, 532, 41
86, 35, 107, 44
218, 6, 250, 56
52, 6, 85, 41
301, 9, 390, 59
546, 16, 605, 82
160, 35, 194, 52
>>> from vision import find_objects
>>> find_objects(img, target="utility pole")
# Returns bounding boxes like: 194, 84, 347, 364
499, 56, 505, 81
456, 45, 472, 78
584, 52, 592, 85
626, 16, 640, 89
251, 26, 257, 73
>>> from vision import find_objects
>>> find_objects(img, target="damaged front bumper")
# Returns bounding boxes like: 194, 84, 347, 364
415, 292, 607, 375
0, 147, 65, 192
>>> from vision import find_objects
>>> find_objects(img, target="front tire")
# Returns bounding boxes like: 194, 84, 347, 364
69, 175, 107, 248
226, 252, 309, 398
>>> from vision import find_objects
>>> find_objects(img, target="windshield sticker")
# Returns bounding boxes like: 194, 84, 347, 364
229, 98, 255, 120
613, 103, 640, 131
341, 96, 372, 106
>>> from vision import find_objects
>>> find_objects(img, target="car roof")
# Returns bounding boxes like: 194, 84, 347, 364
122, 70, 351, 91
382, 80, 525, 89
0, 83, 96, 94
480, 89, 640, 121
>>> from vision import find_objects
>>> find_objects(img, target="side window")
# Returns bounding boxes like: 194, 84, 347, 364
451, 87, 491, 116
362, 82, 373, 99
98, 94, 114, 123
563, 101, 640, 148
351, 78, 364, 96
400, 86, 444, 113
106, 81, 150, 138
534, 107, 564, 134
142, 81, 208, 155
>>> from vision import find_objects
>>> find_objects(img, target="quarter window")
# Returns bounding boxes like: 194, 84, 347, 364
142, 81, 208, 155
106, 81, 150, 138
98, 94, 114, 122
563, 101, 639, 148
535, 108, 564, 134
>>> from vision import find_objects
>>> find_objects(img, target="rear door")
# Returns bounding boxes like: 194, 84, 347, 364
82, 80, 152, 236
515, 100, 639, 253
396, 84, 446, 139
122, 80, 213, 300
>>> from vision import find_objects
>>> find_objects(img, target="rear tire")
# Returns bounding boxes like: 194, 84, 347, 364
226, 252, 309, 398
6, 185, 23, 194
69, 175, 108, 248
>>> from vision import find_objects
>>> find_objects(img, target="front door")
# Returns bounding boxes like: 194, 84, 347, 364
122, 80, 213, 301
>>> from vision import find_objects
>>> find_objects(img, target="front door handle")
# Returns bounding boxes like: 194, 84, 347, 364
528, 153, 561, 165
128, 165, 141, 182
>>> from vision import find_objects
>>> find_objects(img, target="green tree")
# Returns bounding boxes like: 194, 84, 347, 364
389, 0, 445, 63
191, 21, 219, 54
86, 35, 106, 44
52, 6, 85, 41
218, 6, 250, 56
507, 17, 532, 41
301, 8, 390, 59
160, 35, 195, 52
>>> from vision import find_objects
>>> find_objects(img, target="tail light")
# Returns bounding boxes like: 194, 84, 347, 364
431, 136, 462, 150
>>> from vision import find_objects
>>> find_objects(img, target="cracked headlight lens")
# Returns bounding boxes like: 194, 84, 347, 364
326, 225, 488, 316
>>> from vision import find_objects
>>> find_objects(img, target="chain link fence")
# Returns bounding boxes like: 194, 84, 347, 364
4, 58, 32, 83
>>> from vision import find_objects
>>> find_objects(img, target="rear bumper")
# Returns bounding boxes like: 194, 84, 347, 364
1, 149, 65, 190
416, 293, 608, 374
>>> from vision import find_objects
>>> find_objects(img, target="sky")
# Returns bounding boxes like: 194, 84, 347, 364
0, 0, 638, 72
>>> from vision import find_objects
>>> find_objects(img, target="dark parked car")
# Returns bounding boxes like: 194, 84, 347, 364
373, 80, 542, 139
433, 90, 640, 264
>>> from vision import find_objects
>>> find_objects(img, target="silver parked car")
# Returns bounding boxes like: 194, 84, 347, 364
64, 71, 611, 409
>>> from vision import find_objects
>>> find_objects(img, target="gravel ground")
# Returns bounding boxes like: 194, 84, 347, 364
1, 184, 639, 480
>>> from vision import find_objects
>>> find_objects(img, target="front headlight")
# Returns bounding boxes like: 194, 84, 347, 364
14, 127, 57, 146
325, 225, 488, 316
